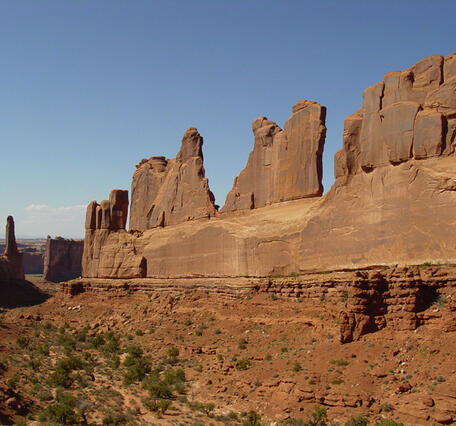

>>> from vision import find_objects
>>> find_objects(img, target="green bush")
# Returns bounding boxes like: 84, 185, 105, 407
236, 358, 251, 371
345, 415, 368, 426
143, 397, 172, 414
17, 336, 29, 349
242, 410, 261, 426
293, 362, 302, 372
304, 405, 327, 426
102, 412, 128, 425
375, 421, 404, 426
122, 356, 151, 385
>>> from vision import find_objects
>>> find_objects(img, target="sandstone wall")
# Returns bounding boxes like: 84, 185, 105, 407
334, 52, 456, 178
43, 236, 83, 283
221, 100, 326, 212
81, 52, 456, 280
129, 128, 217, 231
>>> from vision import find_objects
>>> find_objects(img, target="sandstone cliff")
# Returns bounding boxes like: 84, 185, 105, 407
43, 236, 83, 283
221, 100, 326, 212
129, 128, 217, 231
0, 216, 24, 282
81, 52, 456, 281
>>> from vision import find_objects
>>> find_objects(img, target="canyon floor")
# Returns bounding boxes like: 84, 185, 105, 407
0, 275, 455, 425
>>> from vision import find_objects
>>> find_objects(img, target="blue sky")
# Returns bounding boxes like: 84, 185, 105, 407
1, 1, 455, 238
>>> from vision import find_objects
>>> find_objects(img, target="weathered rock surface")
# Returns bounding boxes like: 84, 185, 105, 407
43, 236, 83, 283
334, 53, 456, 176
129, 128, 217, 230
0, 216, 24, 282
81, 52, 456, 289
221, 100, 326, 212
64, 264, 456, 345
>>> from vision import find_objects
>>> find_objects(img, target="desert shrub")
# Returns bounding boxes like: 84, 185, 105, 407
168, 346, 179, 358
143, 379, 173, 399
123, 357, 150, 385
143, 397, 172, 414
163, 367, 186, 385
102, 412, 128, 425
48, 367, 73, 388
57, 355, 85, 371
37, 344, 50, 356
304, 405, 327, 426
375, 421, 403, 426
104, 332, 121, 353
331, 378, 344, 385
236, 358, 251, 371
329, 359, 349, 366
293, 362, 302, 372
381, 403, 393, 412
345, 415, 368, 426
56, 333, 76, 354
39, 391, 78, 424
7, 375, 19, 390
88, 334, 105, 349
242, 410, 261, 425
75, 326, 89, 342
17, 336, 29, 349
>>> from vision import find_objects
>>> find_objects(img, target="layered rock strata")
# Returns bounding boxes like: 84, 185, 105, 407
81, 52, 456, 282
129, 128, 217, 231
43, 236, 84, 283
221, 100, 326, 212
64, 264, 456, 343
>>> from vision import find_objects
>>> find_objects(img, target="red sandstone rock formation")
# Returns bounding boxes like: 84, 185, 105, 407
43, 236, 83, 283
221, 100, 326, 212
81, 52, 456, 282
129, 128, 217, 231
0, 216, 24, 282
334, 53, 456, 177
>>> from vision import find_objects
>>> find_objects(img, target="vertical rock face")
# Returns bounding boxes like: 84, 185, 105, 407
4, 216, 19, 257
221, 100, 326, 213
43, 236, 84, 283
0, 216, 24, 281
334, 53, 456, 178
129, 128, 217, 231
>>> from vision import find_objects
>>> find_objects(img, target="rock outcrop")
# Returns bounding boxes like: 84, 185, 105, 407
81, 52, 456, 287
129, 128, 217, 230
0, 216, 24, 282
221, 100, 326, 212
334, 53, 456, 177
43, 236, 83, 283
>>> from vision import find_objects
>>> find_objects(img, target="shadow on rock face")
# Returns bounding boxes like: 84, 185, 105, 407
0, 279, 50, 309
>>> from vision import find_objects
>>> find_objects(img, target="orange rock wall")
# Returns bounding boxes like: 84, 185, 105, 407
82, 53, 456, 280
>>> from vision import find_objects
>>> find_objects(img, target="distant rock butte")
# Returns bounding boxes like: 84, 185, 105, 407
221, 100, 326, 212
81, 52, 456, 280
0, 216, 24, 282
43, 236, 83, 283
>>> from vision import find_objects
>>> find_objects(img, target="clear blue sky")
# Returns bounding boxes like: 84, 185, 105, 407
1, 1, 455, 238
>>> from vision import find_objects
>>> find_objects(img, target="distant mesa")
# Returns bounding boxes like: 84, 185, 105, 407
43, 236, 83, 283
